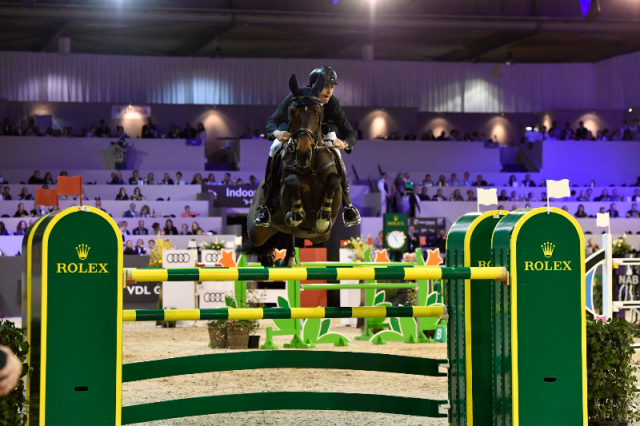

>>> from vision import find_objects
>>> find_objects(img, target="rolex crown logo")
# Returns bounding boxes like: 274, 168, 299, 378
76, 244, 90, 260
541, 242, 555, 258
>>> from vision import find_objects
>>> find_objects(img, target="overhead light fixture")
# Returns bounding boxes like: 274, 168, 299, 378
629, 108, 633, 112
504, 52, 513, 66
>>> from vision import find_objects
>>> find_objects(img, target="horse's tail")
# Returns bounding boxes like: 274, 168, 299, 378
236, 233, 280, 259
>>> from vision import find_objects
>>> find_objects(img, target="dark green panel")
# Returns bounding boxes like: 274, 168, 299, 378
322, 307, 353, 318
121, 392, 447, 424
386, 306, 414, 317
307, 268, 337, 281
166, 268, 205, 281
122, 351, 447, 382
34, 210, 121, 425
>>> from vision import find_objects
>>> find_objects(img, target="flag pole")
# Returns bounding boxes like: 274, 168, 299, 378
79, 176, 83, 207
546, 180, 551, 214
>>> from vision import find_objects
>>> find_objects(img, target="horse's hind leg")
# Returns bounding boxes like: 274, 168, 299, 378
275, 233, 296, 267
284, 174, 305, 227
316, 173, 341, 234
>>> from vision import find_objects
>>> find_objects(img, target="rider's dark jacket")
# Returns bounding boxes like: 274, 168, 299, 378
265, 93, 357, 154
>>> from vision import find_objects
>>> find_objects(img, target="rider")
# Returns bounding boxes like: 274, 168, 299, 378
255, 66, 362, 228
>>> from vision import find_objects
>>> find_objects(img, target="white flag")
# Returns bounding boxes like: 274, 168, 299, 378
596, 212, 610, 228
547, 179, 571, 199
477, 188, 498, 206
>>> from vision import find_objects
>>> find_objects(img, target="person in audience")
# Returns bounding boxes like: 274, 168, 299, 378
95, 199, 106, 213
205, 174, 216, 185
526, 192, 536, 202
131, 187, 143, 201
525, 202, 532, 208
0, 222, 8, 236
95, 119, 110, 137
120, 221, 130, 236
151, 222, 161, 234
221, 173, 231, 185
433, 189, 447, 201
546, 128, 558, 141
418, 187, 430, 201
181, 205, 197, 218
129, 171, 141, 185
144, 172, 155, 185
594, 190, 611, 202
576, 191, 589, 201
436, 175, 447, 187
421, 174, 433, 187
169, 125, 181, 139
609, 129, 622, 141
447, 173, 460, 187
133, 220, 148, 235
632, 177, 640, 187
181, 123, 196, 139
112, 139, 132, 170
2, 187, 10, 200
472, 174, 487, 187
123, 240, 138, 255
560, 122, 574, 140
136, 239, 147, 255
18, 187, 33, 201
521, 174, 536, 187
148, 239, 156, 251
586, 188, 593, 200
461, 172, 472, 186
195, 228, 205, 235
463, 190, 475, 201
116, 171, 125, 185
373, 231, 384, 250
115, 126, 129, 139
139, 205, 151, 217
561, 205, 569, 212
249, 175, 258, 186
586, 238, 600, 256
43, 172, 55, 185
160, 173, 174, 185
14, 203, 28, 218
608, 203, 620, 218
524, 124, 543, 143
28, 170, 44, 185
540, 192, 547, 202
508, 175, 518, 187
175, 172, 187, 185
195, 123, 206, 141
627, 204, 640, 218
180, 224, 191, 235
116, 188, 129, 201
191, 173, 203, 185
70, 188, 89, 202
141, 118, 155, 139
497, 190, 508, 201
108, 172, 117, 185
574, 121, 588, 140
86, 125, 97, 138
30, 203, 48, 217
240, 127, 252, 139
236, 178, 244, 186
451, 189, 464, 201
14, 221, 27, 235
191, 222, 201, 234
124, 203, 138, 218
611, 189, 623, 202
404, 130, 417, 141
508, 191, 518, 201
163, 219, 178, 235
633, 189, 640, 202
575, 204, 588, 218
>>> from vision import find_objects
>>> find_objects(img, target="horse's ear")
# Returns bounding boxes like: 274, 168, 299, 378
289, 73, 301, 96
311, 72, 325, 97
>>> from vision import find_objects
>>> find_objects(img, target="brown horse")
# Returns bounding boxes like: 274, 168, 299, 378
239, 73, 343, 266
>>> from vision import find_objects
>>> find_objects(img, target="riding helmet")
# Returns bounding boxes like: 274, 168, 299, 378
309, 66, 340, 86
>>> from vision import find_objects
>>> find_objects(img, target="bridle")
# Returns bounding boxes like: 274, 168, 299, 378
286, 98, 324, 170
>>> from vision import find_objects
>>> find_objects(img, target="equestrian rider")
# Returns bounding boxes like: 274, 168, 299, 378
255, 66, 362, 228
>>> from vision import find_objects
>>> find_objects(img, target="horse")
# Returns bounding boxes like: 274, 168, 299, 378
239, 73, 343, 267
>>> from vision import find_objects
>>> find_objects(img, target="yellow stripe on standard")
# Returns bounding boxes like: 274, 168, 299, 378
164, 309, 201, 322
336, 268, 376, 281
228, 308, 264, 320
122, 311, 136, 321
403, 267, 442, 281
412, 306, 445, 318
469, 266, 506, 280
291, 308, 325, 319
267, 269, 309, 281
352, 307, 386, 318
199, 269, 240, 281
128, 268, 169, 282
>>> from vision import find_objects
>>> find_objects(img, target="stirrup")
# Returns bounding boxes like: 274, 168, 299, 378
342, 205, 361, 227
254, 206, 271, 228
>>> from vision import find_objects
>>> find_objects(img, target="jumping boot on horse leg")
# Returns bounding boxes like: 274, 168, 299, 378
254, 157, 274, 227
336, 156, 362, 227
316, 197, 334, 234
285, 199, 306, 227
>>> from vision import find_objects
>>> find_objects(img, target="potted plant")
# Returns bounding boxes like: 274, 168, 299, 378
340, 236, 371, 263
587, 318, 640, 426
612, 235, 632, 258
207, 319, 228, 348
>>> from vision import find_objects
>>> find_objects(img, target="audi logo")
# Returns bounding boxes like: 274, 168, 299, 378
204, 253, 221, 263
203, 292, 225, 303
165, 253, 191, 263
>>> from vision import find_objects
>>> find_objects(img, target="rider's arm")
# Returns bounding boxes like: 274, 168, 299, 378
329, 97, 357, 154
266, 93, 294, 141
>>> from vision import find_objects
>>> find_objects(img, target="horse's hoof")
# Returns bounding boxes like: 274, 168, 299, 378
285, 212, 304, 227
316, 218, 331, 234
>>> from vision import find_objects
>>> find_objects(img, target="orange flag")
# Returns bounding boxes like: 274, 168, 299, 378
425, 248, 444, 266
35, 188, 58, 209
274, 249, 286, 262
419, 236, 426, 246
303, 239, 313, 247
215, 250, 236, 267
57, 175, 83, 205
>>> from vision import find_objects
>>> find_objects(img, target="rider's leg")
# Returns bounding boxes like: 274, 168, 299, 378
335, 151, 362, 227
255, 141, 282, 227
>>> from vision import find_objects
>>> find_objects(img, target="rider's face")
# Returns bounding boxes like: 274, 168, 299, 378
320, 84, 334, 103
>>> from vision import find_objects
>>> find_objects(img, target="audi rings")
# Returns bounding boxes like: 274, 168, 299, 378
202, 292, 225, 303
204, 253, 221, 263
165, 253, 191, 263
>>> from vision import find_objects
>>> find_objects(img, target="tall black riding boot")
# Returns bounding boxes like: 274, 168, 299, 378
254, 157, 273, 227
336, 155, 361, 227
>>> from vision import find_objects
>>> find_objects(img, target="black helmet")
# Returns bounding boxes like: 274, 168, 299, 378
309, 66, 339, 86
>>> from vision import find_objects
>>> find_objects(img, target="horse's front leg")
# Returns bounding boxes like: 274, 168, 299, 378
284, 174, 305, 227
316, 172, 341, 234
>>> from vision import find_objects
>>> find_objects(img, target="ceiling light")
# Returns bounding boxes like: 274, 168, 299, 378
629, 108, 633, 112
504, 52, 513, 66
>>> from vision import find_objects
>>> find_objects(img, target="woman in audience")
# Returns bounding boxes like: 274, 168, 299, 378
191, 222, 201, 234
163, 219, 178, 235
508, 175, 517, 187
191, 173, 203, 185
140, 205, 151, 218
116, 188, 129, 200
151, 222, 161, 234
72, 188, 89, 201
132, 187, 143, 201
15, 221, 27, 235
180, 224, 191, 235
574, 204, 588, 218
18, 187, 33, 201
195, 228, 204, 235
43, 172, 55, 185
145, 172, 155, 185
196, 123, 206, 141
466, 190, 477, 201
14, 203, 29, 217
451, 189, 464, 201
436, 175, 447, 187
205, 174, 216, 185
0, 222, 8, 236
576, 191, 589, 201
